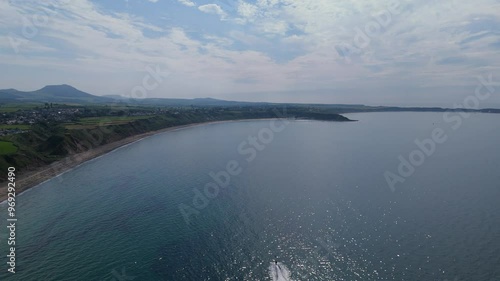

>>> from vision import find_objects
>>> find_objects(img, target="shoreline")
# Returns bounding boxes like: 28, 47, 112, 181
0, 118, 292, 202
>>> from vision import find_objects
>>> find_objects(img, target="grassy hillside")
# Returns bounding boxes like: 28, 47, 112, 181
0, 141, 18, 155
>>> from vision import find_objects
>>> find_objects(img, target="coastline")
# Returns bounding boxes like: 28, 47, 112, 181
0, 118, 288, 202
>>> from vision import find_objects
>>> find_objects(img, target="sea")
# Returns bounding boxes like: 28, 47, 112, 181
1, 112, 499, 280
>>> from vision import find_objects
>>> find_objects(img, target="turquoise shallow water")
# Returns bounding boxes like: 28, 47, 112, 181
1, 112, 500, 280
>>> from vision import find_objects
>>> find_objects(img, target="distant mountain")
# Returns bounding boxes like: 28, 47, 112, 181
132, 97, 266, 107
0, 84, 386, 109
0, 90, 20, 101
34, 84, 95, 98
1, 84, 499, 113
0, 85, 266, 106
101, 94, 125, 99
0, 84, 113, 104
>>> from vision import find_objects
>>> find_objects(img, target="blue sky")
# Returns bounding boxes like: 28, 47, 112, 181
1, 0, 499, 106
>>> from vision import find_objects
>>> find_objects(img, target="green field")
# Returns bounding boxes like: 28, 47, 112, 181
0, 141, 18, 155
64, 115, 152, 129
0, 103, 42, 112
0, 124, 31, 130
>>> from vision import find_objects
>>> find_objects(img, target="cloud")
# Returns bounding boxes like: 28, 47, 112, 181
177, 0, 195, 7
198, 4, 227, 19
237, 1, 258, 19
1, 0, 500, 106
203, 34, 233, 46
255, 20, 288, 35
148, 0, 159, 3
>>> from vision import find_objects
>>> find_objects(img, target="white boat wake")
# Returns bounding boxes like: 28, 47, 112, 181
269, 262, 291, 281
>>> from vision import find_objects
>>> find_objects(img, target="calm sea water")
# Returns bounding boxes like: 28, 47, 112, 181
1, 112, 500, 280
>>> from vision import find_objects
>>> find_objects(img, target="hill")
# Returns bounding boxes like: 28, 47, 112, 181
0, 85, 259, 106
0, 84, 114, 104
1, 84, 500, 114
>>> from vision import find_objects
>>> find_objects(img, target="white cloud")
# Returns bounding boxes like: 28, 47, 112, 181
198, 4, 227, 19
177, 0, 195, 7
203, 34, 233, 46
1, 0, 500, 105
148, 0, 159, 3
237, 1, 258, 19
255, 20, 288, 35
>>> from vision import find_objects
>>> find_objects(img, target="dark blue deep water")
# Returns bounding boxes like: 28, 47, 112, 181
1, 113, 500, 280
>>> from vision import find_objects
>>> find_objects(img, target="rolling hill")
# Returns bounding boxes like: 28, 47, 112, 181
1, 84, 499, 113
0, 85, 261, 106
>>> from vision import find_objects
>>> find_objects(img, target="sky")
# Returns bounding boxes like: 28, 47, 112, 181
0, 0, 499, 106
